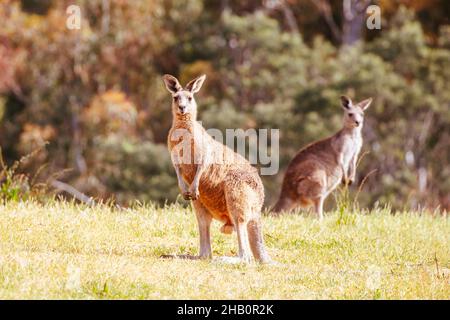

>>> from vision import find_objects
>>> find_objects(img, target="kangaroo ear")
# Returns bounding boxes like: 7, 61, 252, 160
162, 74, 182, 94
185, 74, 206, 93
340, 95, 352, 110
357, 98, 373, 111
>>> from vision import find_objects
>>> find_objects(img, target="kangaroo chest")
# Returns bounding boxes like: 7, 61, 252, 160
339, 133, 362, 170
168, 124, 230, 219
168, 125, 201, 181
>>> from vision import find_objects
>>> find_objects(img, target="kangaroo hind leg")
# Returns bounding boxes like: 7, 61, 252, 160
224, 185, 254, 263
247, 217, 271, 264
192, 200, 213, 259
297, 172, 326, 219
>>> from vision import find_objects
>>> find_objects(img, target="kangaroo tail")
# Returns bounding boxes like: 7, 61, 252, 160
272, 199, 284, 214
272, 196, 294, 215
247, 217, 272, 264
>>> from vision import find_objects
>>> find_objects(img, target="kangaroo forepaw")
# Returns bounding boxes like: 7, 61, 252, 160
179, 183, 191, 200
187, 185, 200, 200
182, 191, 193, 200
182, 189, 199, 201
342, 177, 353, 186
191, 189, 199, 200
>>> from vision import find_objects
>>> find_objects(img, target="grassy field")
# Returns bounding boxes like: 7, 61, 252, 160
0, 200, 448, 299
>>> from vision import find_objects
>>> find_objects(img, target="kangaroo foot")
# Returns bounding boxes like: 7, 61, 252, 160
213, 256, 251, 265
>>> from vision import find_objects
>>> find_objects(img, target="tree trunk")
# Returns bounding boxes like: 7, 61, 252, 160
342, 0, 372, 45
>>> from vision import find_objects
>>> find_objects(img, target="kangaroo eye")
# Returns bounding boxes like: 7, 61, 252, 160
173, 96, 178, 102
349, 113, 354, 117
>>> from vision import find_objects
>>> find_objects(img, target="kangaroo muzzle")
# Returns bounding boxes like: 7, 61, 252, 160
178, 105, 187, 114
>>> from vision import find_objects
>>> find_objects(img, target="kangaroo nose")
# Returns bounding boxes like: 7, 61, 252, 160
355, 121, 360, 126
179, 105, 186, 113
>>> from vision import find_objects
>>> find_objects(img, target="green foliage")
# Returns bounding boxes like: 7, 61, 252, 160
92, 137, 179, 205
0, 147, 48, 202
334, 186, 357, 227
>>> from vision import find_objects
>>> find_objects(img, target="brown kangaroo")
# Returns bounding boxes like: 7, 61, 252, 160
273, 95, 372, 219
163, 74, 271, 263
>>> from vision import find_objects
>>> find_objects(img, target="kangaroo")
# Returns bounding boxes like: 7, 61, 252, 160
273, 95, 372, 219
163, 74, 271, 263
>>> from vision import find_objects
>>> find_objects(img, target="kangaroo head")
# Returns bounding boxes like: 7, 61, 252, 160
162, 74, 206, 120
340, 95, 372, 129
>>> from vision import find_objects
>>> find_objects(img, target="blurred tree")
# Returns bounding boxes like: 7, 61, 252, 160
0, 1, 448, 211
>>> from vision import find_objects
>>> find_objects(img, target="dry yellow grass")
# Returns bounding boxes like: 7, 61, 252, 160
0, 200, 448, 299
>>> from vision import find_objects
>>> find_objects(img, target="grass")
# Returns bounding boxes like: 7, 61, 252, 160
0, 200, 448, 299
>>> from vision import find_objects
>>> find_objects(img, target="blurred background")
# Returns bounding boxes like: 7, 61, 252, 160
0, 0, 449, 211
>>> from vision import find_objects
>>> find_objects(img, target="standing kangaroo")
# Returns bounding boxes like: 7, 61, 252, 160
273, 95, 372, 219
163, 74, 271, 263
